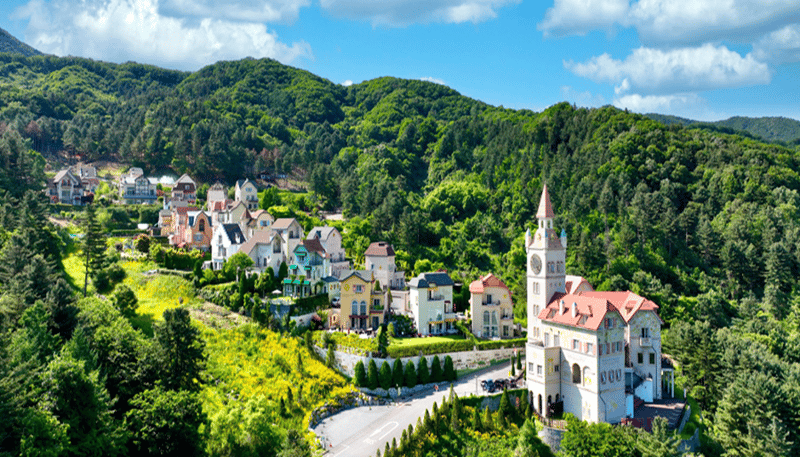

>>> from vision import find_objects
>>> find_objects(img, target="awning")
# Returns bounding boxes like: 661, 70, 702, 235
282, 279, 292, 284
289, 265, 299, 270
292, 279, 302, 285
302, 280, 310, 285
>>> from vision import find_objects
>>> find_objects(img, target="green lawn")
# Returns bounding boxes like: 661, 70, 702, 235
390, 334, 467, 347
61, 242, 87, 293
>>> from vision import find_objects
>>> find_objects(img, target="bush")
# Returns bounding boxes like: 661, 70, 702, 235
112, 284, 138, 318
443, 356, 456, 381
430, 355, 443, 383
392, 359, 404, 388
417, 357, 429, 385
404, 361, 417, 388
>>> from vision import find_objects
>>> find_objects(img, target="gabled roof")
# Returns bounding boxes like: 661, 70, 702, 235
565, 275, 594, 294
299, 238, 325, 255
239, 230, 276, 256
365, 241, 395, 257
469, 273, 509, 294
577, 291, 662, 324
308, 226, 338, 241
537, 184, 555, 219
236, 178, 257, 190
272, 218, 299, 230
53, 169, 79, 185
176, 174, 195, 185
174, 206, 199, 215
409, 272, 454, 288
538, 293, 616, 331
340, 270, 373, 283
220, 224, 246, 245
250, 209, 272, 220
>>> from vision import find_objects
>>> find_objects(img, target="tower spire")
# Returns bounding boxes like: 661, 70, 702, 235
537, 184, 555, 219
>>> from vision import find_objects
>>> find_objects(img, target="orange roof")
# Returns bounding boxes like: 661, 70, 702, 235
536, 184, 555, 218
538, 293, 613, 330
365, 241, 395, 257
469, 273, 510, 294
578, 291, 662, 324
565, 275, 594, 294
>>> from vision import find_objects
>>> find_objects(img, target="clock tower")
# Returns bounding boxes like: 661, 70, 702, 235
526, 184, 566, 341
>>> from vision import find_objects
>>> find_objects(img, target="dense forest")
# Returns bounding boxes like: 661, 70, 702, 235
645, 112, 800, 145
2, 52, 800, 455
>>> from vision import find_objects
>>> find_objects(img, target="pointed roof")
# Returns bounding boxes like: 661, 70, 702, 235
469, 273, 510, 294
365, 241, 395, 257
537, 184, 555, 219
176, 173, 195, 184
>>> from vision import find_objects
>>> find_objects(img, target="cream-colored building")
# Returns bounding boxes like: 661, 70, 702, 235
408, 272, 456, 336
335, 270, 387, 331
469, 273, 515, 339
365, 241, 406, 290
525, 185, 671, 424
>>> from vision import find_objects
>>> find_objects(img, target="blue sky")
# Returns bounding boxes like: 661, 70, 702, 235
2, 0, 800, 121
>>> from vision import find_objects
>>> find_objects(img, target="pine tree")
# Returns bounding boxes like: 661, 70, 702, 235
417, 357, 429, 385
379, 361, 392, 390
367, 359, 379, 389
471, 406, 482, 431
430, 355, 443, 382
443, 355, 456, 381
482, 407, 493, 432
404, 360, 417, 388
354, 360, 367, 387
392, 359, 404, 387
82, 203, 105, 297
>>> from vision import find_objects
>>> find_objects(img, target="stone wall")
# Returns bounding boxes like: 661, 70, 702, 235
539, 427, 565, 453
314, 345, 523, 378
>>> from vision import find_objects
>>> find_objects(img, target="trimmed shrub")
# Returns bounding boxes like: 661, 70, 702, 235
404, 361, 417, 388
443, 356, 456, 381
430, 355, 443, 383
417, 357, 430, 385
392, 359, 404, 388
379, 362, 392, 390
367, 359, 379, 390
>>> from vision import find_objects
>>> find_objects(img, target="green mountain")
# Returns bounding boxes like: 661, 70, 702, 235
0, 27, 42, 57
646, 112, 800, 143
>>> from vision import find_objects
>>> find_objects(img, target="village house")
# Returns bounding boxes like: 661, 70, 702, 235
307, 226, 350, 278
239, 230, 283, 274
271, 218, 304, 265
118, 167, 157, 205
469, 273, 515, 339
525, 185, 673, 424
408, 272, 456, 336
235, 178, 259, 211
364, 241, 406, 290
49, 169, 87, 205
332, 270, 387, 331
206, 182, 228, 213
245, 209, 275, 238
170, 210, 212, 251
211, 223, 246, 270
169, 174, 197, 206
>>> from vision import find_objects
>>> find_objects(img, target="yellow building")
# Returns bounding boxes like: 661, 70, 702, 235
338, 270, 387, 331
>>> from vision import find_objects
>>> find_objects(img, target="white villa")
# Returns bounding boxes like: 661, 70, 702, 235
408, 272, 456, 336
525, 185, 673, 423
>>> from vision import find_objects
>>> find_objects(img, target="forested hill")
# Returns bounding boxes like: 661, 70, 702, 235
4, 54, 800, 325
0, 28, 42, 56
646, 112, 800, 144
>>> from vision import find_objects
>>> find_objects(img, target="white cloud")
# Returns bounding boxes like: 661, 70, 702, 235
319, 0, 519, 27
15, 0, 311, 70
613, 93, 727, 121
565, 44, 771, 95
341, 80, 354, 86
158, 0, 310, 23
754, 24, 800, 63
540, 0, 800, 45
560, 85, 606, 107
420, 76, 446, 85
539, 0, 629, 37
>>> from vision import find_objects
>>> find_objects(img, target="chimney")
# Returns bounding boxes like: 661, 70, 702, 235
571, 302, 578, 318
559, 299, 565, 315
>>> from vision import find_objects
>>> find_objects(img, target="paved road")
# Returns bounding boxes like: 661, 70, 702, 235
312, 363, 519, 457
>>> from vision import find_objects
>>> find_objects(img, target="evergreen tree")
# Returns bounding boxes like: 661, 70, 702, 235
471, 406, 482, 431
111, 284, 138, 318
354, 360, 367, 387
404, 360, 417, 388
430, 355, 443, 382
514, 418, 552, 457
417, 357, 430, 385
392, 359, 404, 387
82, 204, 105, 297
482, 407, 493, 432
443, 355, 456, 381
367, 359, 379, 389
152, 308, 206, 392
379, 361, 393, 390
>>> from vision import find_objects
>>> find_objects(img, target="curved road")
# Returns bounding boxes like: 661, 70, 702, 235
312, 362, 519, 457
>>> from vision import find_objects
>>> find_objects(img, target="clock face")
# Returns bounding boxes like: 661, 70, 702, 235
530, 254, 542, 274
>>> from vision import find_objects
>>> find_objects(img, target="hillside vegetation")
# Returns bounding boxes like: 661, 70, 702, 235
646, 112, 800, 144
2, 53, 800, 455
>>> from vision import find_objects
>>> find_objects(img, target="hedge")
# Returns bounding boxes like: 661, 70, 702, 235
386, 337, 526, 358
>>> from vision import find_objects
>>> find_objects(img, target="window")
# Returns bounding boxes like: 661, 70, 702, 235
649, 353, 656, 364
554, 334, 560, 346
554, 364, 559, 372
373, 298, 381, 308
586, 343, 593, 354
537, 365, 543, 376
529, 362, 535, 373
572, 364, 581, 384
605, 317, 614, 328
360, 301, 367, 315
198, 219, 205, 231
572, 339, 580, 351
601, 372, 606, 384
599, 344, 604, 356
533, 283, 540, 295
607, 343, 612, 354
638, 353, 644, 364
641, 327, 650, 338
354, 285, 364, 293
616, 341, 623, 352
544, 333, 551, 347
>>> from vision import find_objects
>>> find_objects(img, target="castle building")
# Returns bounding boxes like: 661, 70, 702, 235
525, 185, 672, 423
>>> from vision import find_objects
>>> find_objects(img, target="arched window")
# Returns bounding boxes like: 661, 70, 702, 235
360, 301, 367, 315
199, 219, 205, 231
351, 300, 358, 313
572, 363, 581, 384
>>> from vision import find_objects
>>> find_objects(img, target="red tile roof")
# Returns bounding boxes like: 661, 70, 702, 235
578, 291, 662, 324
301, 237, 326, 254
538, 293, 615, 330
469, 273, 509, 294
537, 184, 555, 218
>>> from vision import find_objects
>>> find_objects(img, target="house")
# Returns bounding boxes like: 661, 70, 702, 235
307, 226, 350, 278
211, 223, 246, 270
335, 270, 387, 331
118, 167, 157, 204
364, 241, 405, 290
291, 238, 327, 285
525, 185, 672, 424
469, 273, 515, 339
206, 182, 228, 213
245, 209, 275, 237
408, 271, 456, 336
172, 211, 212, 251
72, 163, 99, 193
49, 169, 85, 205
235, 178, 259, 211
170, 174, 197, 205
239, 231, 283, 273
272, 218, 304, 264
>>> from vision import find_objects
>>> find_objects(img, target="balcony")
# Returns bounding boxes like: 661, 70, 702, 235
482, 300, 501, 306
500, 313, 514, 321
639, 337, 652, 347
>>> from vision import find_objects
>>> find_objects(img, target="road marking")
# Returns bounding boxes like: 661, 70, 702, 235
333, 445, 349, 457
370, 421, 398, 441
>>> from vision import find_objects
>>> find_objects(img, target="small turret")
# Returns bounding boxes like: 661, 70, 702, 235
560, 228, 568, 248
